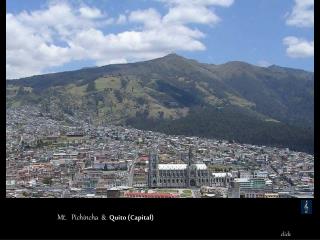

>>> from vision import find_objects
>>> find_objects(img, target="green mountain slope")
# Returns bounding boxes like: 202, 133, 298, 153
6, 54, 314, 153
127, 105, 313, 153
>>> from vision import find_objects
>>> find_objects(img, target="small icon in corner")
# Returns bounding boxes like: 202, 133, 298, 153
301, 200, 312, 214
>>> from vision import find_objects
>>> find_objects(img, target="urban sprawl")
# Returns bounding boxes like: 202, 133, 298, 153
6, 106, 314, 198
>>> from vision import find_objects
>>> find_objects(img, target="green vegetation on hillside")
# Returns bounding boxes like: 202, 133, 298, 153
6, 54, 314, 153
127, 105, 314, 153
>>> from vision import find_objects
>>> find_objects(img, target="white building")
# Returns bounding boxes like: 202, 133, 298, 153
211, 172, 233, 186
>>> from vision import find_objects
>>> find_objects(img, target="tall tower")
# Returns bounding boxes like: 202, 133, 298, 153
186, 146, 193, 187
148, 152, 158, 188
188, 147, 192, 166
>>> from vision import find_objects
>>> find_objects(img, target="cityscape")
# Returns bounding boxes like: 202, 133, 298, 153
6, 0, 314, 199
6, 106, 314, 198
4, 1, 316, 239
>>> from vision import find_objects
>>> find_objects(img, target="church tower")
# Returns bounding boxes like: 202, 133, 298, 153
188, 147, 193, 166
187, 146, 197, 187
148, 151, 158, 188
186, 146, 193, 187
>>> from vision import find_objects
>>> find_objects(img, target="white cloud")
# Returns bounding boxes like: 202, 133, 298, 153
283, 0, 313, 60
6, 1, 234, 79
129, 8, 162, 28
6, 2, 111, 79
163, 5, 220, 25
161, 0, 233, 25
96, 58, 128, 66
6, 12, 72, 79
283, 36, 314, 58
160, 0, 234, 7
11, 3, 109, 41
79, 6, 104, 19
286, 0, 314, 27
257, 60, 271, 67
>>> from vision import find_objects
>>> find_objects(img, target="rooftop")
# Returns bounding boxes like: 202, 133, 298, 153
195, 163, 208, 170
158, 164, 187, 170
158, 163, 208, 170
212, 172, 232, 178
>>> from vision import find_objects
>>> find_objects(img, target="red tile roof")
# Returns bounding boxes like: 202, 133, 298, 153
139, 156, 149, 161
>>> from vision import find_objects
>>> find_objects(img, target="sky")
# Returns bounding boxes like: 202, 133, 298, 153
6, 0, 314, 79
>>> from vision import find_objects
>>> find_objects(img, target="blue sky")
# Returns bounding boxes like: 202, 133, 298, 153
6, 0, 314, 79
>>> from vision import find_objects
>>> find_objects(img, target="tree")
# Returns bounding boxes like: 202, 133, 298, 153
22, 192, 29, 197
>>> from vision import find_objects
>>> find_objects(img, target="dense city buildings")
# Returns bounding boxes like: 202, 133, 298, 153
6, 106, 314, 198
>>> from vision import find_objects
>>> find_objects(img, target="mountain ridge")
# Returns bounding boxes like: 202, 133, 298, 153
6, 53, 314, 153
6, 53, 313, 81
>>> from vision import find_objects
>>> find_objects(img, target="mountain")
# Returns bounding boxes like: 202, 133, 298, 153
6, 54, 314, 153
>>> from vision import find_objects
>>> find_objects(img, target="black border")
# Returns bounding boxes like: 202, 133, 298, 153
1, 198, 319, 239
2, 0, 319, 239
